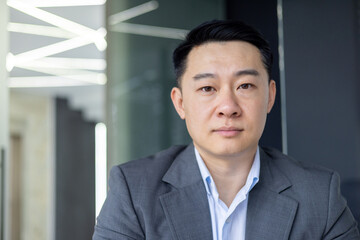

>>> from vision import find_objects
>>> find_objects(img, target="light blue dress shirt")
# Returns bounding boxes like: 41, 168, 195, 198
194, 147, 260, 240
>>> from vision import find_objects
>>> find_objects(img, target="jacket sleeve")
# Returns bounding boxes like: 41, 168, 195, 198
322, 172, 360, 239
93, 166, 145, 240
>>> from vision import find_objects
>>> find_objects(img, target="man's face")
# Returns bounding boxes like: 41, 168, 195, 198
171, 41, 276, 160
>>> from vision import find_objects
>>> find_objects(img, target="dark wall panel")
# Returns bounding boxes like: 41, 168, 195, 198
226, 0, 283, 151
282, 0, 360, 180
56, 98, 95, 240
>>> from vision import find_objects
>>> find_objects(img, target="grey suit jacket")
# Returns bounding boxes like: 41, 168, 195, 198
93, 144, 360, 240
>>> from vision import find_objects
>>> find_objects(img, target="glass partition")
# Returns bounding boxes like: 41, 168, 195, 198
106, 0, 225, 167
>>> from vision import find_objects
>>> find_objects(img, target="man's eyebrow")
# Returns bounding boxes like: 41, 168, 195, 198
193, 69, 259, 80
235, 69, 260, 77
193, 73, 216, 80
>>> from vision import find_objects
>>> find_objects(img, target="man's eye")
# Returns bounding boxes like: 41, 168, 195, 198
239, 84, 252, 89
200, 86, 215, 92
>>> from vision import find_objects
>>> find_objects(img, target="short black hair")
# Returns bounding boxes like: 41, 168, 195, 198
172, 19, 273, 87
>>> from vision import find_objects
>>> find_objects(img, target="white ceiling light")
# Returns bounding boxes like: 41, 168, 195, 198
8, 0, 106, 123
7, 0, 107, 51
108, 1, 188, 40
14, 0, 106, 7
6, 53, 15, 72
8, 22, 76, 39
111, 23, 188, 40
108, 0, 158, 26
17, 57, 106, 71
9, 29, 105, 67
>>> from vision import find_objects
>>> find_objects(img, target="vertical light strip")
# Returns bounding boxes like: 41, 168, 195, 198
48, 99, 56, 240
277, 0, 288, 154
95, 123, 107, 219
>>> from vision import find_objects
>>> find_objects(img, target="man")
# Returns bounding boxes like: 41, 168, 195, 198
93, 20, 359, 240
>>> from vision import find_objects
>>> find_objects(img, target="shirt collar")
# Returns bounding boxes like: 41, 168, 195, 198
194, 146, 260, 197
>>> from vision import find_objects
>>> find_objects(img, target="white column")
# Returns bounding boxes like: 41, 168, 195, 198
0, 1, 9, 240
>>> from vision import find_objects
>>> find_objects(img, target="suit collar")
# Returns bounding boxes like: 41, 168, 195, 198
258, 147, 292, 193
162, 145, 286, 190
160, 143, 213, 240
162, 143, 203, 188
246, 147, 298, 240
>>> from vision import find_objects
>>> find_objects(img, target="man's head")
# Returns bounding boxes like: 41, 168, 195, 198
170, 20, 276, 161
173, 19, 273, 88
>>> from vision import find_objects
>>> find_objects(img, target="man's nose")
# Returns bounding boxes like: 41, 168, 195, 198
216, 91, 241, 118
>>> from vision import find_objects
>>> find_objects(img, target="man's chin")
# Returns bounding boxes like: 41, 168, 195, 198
202, 145, 251, 159
218, 141, 259, 156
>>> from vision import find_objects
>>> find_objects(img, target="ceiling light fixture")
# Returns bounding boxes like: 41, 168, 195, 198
9, 29, 105, 68
17, 57, 106, 71
8, 22, 76, 39
108, 1, 189, 40
108, 0, 158, 26
14, 0, 106, 7
7, 0, 107, 51
111, 22, 188, 40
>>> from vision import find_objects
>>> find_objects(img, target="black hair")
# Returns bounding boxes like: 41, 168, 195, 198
172, 19, 273, 87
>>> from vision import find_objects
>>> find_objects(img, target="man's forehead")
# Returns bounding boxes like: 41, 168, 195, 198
186, 41, 263, 69
186, 41, 262, 63
182, 41, 267, 77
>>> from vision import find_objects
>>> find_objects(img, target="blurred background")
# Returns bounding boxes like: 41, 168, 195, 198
0, 0, 359, 239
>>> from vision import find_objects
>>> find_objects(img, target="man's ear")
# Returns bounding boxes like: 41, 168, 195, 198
267, 80, 276, 113
170, 87, 186, 119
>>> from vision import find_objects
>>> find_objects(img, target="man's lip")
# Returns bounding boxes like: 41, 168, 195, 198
212, 127, 243, 137
213, 127, 243, 131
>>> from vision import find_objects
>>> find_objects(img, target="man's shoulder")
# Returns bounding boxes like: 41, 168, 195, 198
107, 145, 191, 202
261, 146, 336, 183
122, 145, 187, 167
259, 147, 338, 217
111, 145, 189, 181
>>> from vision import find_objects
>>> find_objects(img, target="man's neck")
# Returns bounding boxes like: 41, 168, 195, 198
196, 146, 257, 207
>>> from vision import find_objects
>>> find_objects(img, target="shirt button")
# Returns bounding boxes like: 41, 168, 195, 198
225, 218, 231, 223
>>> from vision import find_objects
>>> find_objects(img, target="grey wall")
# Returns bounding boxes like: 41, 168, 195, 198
283, 0, 360, 180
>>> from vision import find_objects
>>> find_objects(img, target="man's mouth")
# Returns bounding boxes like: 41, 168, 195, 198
213, 127, 243, 137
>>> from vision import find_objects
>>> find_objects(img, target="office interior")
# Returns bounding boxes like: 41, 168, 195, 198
0, 0, 359, 239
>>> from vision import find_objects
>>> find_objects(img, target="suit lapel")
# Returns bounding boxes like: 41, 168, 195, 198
246, 148, 298, 240
159, 145, 298, 240
160, 144, 212, 240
